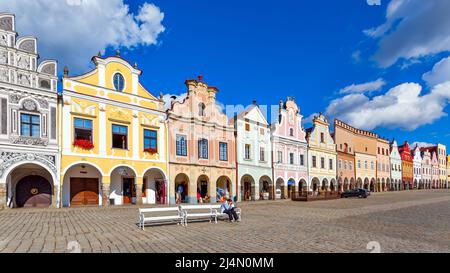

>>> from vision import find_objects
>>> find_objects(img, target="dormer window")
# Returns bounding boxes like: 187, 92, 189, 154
198, 103, 206, 116
289, 128, 294, 137
113, 73, 125, 92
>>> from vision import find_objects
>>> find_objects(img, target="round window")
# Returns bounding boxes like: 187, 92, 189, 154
113, 73, 125, 91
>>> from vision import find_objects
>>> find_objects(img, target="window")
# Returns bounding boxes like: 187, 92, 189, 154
198, 103, 206, 116
277, 151, 283, 163
378, 147, 380, 154
245, 123, 250, 131
21, 113, 40, 137
219, 142, 228, 161
329, 159, 333, 170
260, 147, 265, 162
358, 160, 361, 169
349, 161, 353, 170
365, 161, 368, 169
339, 159, 342, 170
312, 156, 317, 168
245, 144, 251, 160
321, 157, 325, 169
144, 129, 157, 151
198, 138, 208, 159
344, 160, 348, 170
112, 124, 128, 149
300, 154, 304, 166
113, 73, 125, 92
74, 118, 92, 141
320, 132, 325, 143
176, 135, 187, 156
289, 153, 294, 165
289, 128, 294, 136
371, 161, 374, 170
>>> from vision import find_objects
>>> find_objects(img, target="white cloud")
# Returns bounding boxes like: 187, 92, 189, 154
411, 142, 436, 149
422, 56, 450, 87
325, 82, 450, 131
339, 78, 386, 94
365, 0, 450, 67
0, 0, 165, 73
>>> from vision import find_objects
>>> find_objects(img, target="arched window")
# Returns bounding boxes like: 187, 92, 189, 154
113, 73, 125, 92
289, 128, 294, 136
198, 103, 206, 116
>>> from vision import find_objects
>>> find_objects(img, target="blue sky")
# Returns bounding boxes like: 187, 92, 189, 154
2, 0, 449, 148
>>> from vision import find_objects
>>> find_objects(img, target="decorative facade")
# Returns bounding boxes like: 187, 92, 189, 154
166, 76, 236, 204
352, 126, 377, 191
232, 101, 273, 201
447, 155, 450, 188
0, 13, 59, 208
389, 140, 402, 191
437, 144, 447, 189
60, 53, 168, 207
306, 114, 337, 193
271, 97, 308, 198
412, 146, 422, 189
430, 149, 439, 189
376, 138, 391, 192
420, 149, 432, 189
334, 120, 356, 192
398, 141, 413, 190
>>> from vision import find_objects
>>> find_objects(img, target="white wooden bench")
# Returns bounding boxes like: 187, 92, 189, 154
138, 207, 183, 230
180, 205, 218, 226
209, 204, 242, 223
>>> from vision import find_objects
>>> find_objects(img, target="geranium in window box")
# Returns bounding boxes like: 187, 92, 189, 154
73, 139, 94, 150
144, 148, 157, 154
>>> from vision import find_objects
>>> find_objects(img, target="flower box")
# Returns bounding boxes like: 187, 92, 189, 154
73, 139, 94, 150
144, 148, 157, 154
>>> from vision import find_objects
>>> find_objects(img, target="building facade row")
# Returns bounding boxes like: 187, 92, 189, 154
0, 13, 449, 209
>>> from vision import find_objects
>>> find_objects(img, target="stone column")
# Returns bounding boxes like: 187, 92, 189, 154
0, 183, 6, 209
135, 177, 143, 205
210, 179, 217, 204
283, 185, 288, 199
188, 177, 197, 204
52, 185, 59, 208
102, 176, 111, 207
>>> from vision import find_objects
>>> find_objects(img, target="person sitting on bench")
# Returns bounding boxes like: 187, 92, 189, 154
220, 198, 240, 222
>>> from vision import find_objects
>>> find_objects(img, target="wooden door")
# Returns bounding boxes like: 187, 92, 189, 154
122, 178, 134, 204
70, 178, 99, 206
16, 176, 52, 208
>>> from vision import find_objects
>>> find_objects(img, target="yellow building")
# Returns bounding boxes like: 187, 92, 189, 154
60, 53, 168, 207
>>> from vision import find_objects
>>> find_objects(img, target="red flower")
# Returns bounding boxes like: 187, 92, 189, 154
73, 139, 94, 150
144, 148, 157, 154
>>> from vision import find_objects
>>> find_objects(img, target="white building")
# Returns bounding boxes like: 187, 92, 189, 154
0, 13, 59, 208
389, 139, 402, 191
232, 101, 273, 201
412, 146, 422, 189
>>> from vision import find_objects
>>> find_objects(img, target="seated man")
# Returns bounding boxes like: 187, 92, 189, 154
220, 198, 240, 222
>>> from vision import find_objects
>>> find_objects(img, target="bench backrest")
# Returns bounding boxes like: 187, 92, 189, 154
180, 205, 219, 211
139, 207, 180, 214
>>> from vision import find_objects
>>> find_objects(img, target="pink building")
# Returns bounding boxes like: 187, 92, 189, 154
271, 97, 308, 199
166, 76, 236, 204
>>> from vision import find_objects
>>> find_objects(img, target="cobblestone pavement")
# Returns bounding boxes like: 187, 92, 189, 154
0, 190, 449, 253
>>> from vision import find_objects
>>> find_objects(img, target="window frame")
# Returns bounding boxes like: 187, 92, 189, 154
219, 142, 228, 161
20, 112, 41, 138
112, 124, 128, 150
73, 117, 93, 142
176, 134, 188, 156
113, 72, 125, 92
198, 138, 209, 159
143, 129, 158, 151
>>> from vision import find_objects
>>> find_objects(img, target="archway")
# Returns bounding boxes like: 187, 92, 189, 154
343, 178, 349, 191
259, 176, 272, 200
241, 175, 255, 201
299, 179, 307, 194
364, 178, 370, 190
287, 178, 295, 198
197, 175, 210, 203
356, 178, 362, 189
330, 179, 337, 192
62, 163, 102, 207
381, 178, 385, 192
175, 173, 189, 204
321, 178, 328, 192
216, 176, 232, 202
143, 168, 167, 205
110, 166, 137, 205
311, 177, 320, 193
275, 178, 285, 199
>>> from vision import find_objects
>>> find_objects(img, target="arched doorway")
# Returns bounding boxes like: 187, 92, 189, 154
330, 179, 336, 192
143, 168, 167, 205
110, 166, 137, 205
216, 176, 232, 202
299, 179, 307, 194
259, 176, 272, 200
16, 175, 52, 208
275, 178, 284, 199
311, 177, 320, 193
5, 163, 55, 208
356, 178, 362, 189
364, 178, 370, 190
344, 178, 349, 191
197, 175, 210, 203
370, 179, 375, 192
321, 179, 328, 192
241, 175, 255, 201
175, 173, 189, 204
287, 178, 295, 198
62, 163, 102, 207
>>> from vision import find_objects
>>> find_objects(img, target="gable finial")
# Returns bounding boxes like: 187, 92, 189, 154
63, 66, 69, 77
116, 49, 120, 57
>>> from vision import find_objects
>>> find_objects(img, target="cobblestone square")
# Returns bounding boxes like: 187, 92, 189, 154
0, 190, 449, 253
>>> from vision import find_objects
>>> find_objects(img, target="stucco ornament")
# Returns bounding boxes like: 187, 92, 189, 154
22, 99, 37, 111
10, 136, 48, 146
0, 152, 56, 178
